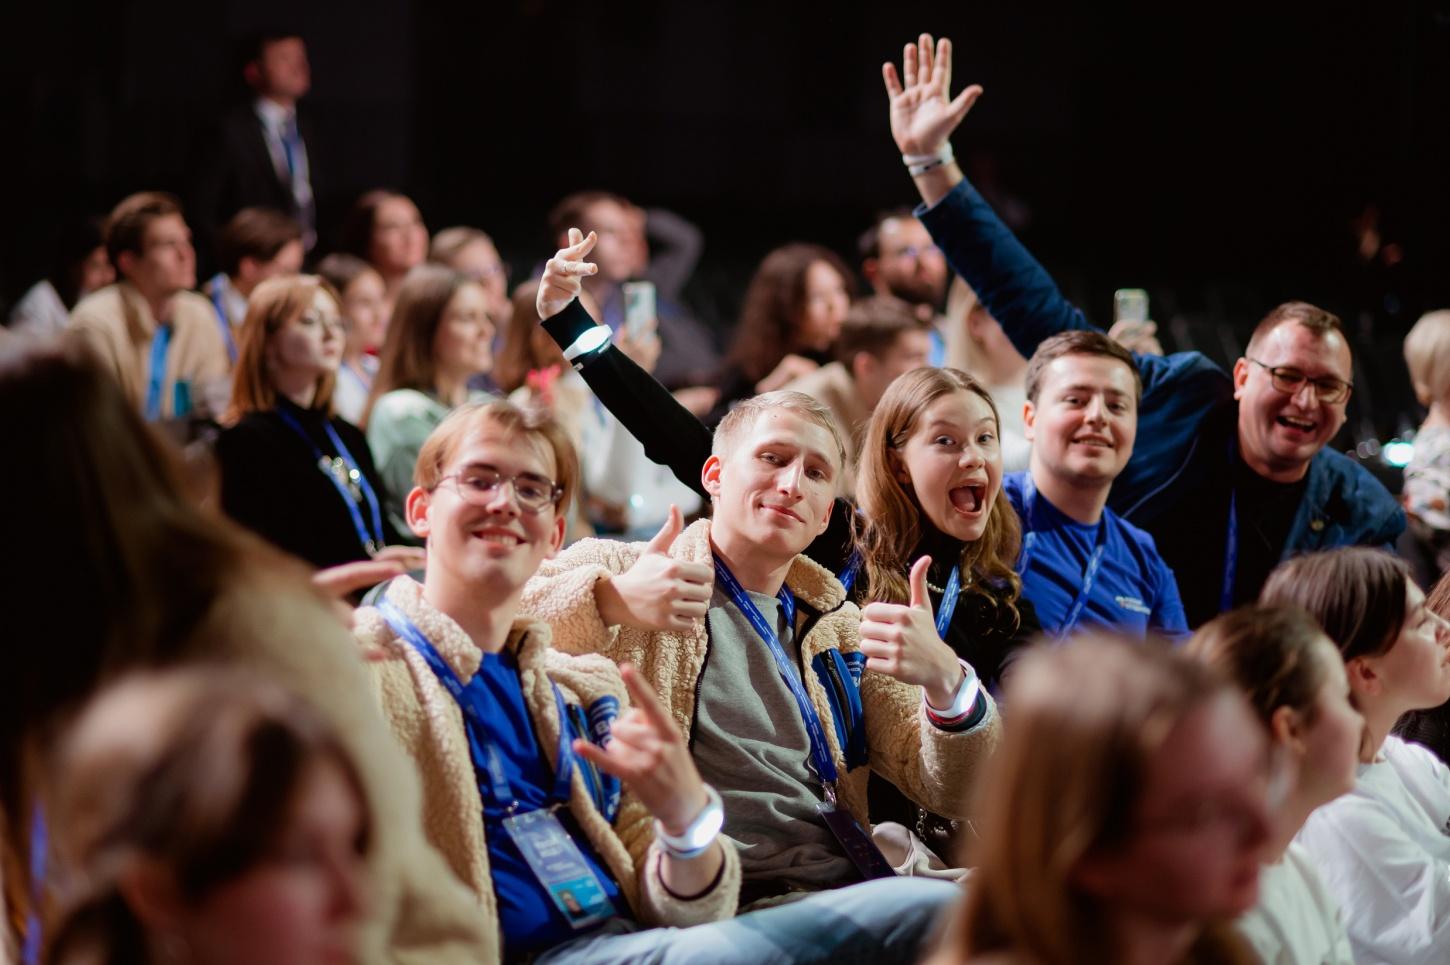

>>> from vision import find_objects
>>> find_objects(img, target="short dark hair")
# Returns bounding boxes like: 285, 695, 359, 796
314, 252, 377, 295
241, 29, 304, 68
218, 207, 302, 277
547, 190, 630, 246
1023, 329, 1142, 404
833, 295, 928, 366
1245, 301, 1345, 355
856, 206, 916, 261
104, 192, 184, 270
1260, 548, 1411, 662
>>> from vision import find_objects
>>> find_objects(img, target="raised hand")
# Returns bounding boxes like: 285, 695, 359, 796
882, 33, 983, 157
572, 664, 709, 835
858, 555, 966, 708
536, 227, 599, 321
595, 505, 714, 631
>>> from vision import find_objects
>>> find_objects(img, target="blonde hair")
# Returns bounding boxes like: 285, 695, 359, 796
429, 226, 496, 265
949, 634, 1253, 965
413, 399, 580, 513
1404, 310, 1450, 406
854, 368, 1021, 617
711, 391, 848, 474
225, 274, 340, 423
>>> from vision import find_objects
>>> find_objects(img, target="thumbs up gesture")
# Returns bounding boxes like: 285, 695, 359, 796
859, 555, 967, 708
595, 506, 715, 631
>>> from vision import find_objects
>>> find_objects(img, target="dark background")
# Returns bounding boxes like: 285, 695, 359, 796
4, 0, 1449, 439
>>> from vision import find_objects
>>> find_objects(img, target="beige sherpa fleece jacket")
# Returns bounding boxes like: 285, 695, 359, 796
521, 519, 1002, 832
354, 577, 741, 962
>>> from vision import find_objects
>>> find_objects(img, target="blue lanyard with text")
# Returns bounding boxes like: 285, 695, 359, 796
208, 274, 239, 364
1019, 475, 1108, 634
143, 324, 172, 421
1219, 436, 1241, 613
377, 599, 574, 807
276, 406, 386, 555
712, 555, 839, 790
21, 802, 46, 965
839, 549, 960, 640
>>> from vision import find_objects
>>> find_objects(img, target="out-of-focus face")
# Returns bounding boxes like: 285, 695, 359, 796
579, 199, 645, 284
432, 282, 494, 379
1077, 692, 1271, 924
369, 197, 428, 278
267, 290, 344, 385
855, 330, 933, 410
447, 238, 510, 320
78, 244, 115, 296
1357, 581, 1450, 717
1293, 635, 1365, 806
1025, 353, 1138, 490
795, 261, 850, 352
122, 213, 196, 299
703, 408, 838, 562
239, 239, 305, 294
180, 759, 368, 965
408, 420, 566, 596
253, 37, 311, 102
339, 269, 388, 356
894, 389, 1002, 543
872, 217, 948, 309
1232, 322, 1353, 480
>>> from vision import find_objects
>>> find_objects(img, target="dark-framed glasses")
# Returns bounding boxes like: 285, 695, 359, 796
438, 467, 563, 513
1246, 358, 1353, 405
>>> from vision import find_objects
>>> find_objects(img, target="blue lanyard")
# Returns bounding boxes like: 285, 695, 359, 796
21, 802, 46, 965
276, 406, 386, 555
711, 555, 838, 790
208, 274, 238, 364
1019, 475, 1108, 634
1221, 491, 1240, 614
839, 548, 960, 639
377, 599, 574, 808
144, 324, 172, 421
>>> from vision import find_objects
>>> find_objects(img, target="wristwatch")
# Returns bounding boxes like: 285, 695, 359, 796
654, 784, 724, 860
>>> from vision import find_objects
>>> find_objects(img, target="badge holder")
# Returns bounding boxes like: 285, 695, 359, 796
504, 807, 616, 928
817, 784, 897, 881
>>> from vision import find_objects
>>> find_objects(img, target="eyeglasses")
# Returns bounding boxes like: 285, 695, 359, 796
1245, 358, 1353, 405
436, 467, 563, 513
884, 244, 940, 262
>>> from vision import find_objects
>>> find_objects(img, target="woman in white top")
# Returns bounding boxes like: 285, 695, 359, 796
363, 264, 495, 539
1260, 548, 1450, 965
8, 217, 113, 337
1187, 605, 1362, 965
930, 634, 1271, 965
316, 253, 387, 425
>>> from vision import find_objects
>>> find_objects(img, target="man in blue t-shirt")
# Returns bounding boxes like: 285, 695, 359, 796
1007, 330, 1189, 639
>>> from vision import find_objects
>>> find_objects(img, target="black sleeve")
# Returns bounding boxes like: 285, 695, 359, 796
542, 300, 712, 501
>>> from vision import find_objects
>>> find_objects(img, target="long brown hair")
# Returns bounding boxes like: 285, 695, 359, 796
948, 635, 1253, 965
492, 280, 565, 393
726, 243, 856, 384
855, 367, 1021, 619
225, 274, 341, 423
362, 264, 476, 425
45, 668, 371, 965
0, 338, 307, 949
1186, 605, 1333, 728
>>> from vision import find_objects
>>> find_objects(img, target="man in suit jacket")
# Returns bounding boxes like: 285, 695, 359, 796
194, 32, 320, 268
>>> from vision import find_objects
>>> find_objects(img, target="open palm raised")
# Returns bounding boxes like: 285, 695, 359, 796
882, 33, 983, 157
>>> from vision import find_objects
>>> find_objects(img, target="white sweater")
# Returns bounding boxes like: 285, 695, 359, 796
1296, 736, 1450, 964
1235, 841, 1354, 964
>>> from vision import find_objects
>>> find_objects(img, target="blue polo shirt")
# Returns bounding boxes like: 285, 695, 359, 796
1005, 473, 1188, 640
473, 650, 623, 958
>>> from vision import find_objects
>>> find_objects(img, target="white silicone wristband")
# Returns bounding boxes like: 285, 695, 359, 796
654, 784, 724, 860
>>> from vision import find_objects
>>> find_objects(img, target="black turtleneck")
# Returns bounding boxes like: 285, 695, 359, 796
216, 400, 399, 570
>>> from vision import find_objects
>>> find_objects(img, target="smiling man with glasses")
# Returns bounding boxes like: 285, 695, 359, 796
881, 32, 1405, 626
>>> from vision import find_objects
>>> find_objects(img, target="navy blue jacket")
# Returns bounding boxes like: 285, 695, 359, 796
918, 179, 1404, 613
